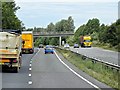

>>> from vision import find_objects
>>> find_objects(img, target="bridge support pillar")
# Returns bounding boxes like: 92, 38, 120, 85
59, 36, 61, 46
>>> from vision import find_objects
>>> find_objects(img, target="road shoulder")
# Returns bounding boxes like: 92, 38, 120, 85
55, 49, 114, 89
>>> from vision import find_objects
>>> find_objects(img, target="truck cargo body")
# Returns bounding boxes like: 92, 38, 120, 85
22, 31, 34, 54
0, 32, 22, 73
80, 36, 92, 47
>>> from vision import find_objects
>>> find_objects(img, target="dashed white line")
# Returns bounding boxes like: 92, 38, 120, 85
29, 74, 32, 76
30, 64, 32, 67
29, 68, 32, 71
28, 81, 32, 85
54, 51, 101, 90
28, 49, 41, 86
30, 61, 32, 64
30, 48, 41, 61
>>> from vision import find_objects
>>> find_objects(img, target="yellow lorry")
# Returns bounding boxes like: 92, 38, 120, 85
80, 36, 92, 47
0, 30, 22, 73
22, 31, 34, 54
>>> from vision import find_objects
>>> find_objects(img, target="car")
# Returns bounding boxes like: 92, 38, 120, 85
74, 44, 79, 48
39, 44, 44, 48
64, 44, 70, 48
44, 45, 54, 54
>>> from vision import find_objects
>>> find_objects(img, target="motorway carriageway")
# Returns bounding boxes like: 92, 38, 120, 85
1, 48, 114, 89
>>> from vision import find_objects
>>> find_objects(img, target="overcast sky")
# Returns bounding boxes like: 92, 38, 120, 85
15, 0, 119, 29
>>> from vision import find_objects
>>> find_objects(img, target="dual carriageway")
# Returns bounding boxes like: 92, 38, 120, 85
1, 46, 119, 89
0, 30, 119, 89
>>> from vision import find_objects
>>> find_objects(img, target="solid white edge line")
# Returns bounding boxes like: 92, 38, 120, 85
54, 51, 101, 90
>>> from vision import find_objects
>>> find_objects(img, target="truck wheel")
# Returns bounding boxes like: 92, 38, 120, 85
13, 67, 19, 73
81, 43, 84, 47
19, 56, 22, 69
81, 44, 84, 47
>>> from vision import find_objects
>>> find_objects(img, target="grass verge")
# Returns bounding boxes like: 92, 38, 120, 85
56, 48, 119, 90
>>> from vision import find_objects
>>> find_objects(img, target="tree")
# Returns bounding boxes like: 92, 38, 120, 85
74, 25, 86, 44
106, 25, 117, 46
67, 16, 75, 31
98, 24, 108, 42
55, 16, 75, 32
2, 1, 24, 30
49, 38, 59, 45
47, 22, 55, 32
66, 36, 75, 45
85, 18, 100, 34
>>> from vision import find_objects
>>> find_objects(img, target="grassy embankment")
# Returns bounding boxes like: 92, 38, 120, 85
56, 48, 120, 90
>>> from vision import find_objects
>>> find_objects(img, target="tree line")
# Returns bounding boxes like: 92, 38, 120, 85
34, 17, 120, 51
33, 16, 75, 46
27, 16, 75, 32
67, 18, 120, 51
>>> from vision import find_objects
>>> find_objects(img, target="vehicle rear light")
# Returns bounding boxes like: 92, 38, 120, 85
13, 59, 18, 63
0, 59, 10, 63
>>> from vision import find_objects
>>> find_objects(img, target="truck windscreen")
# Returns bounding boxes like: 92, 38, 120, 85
84, 40, 91, 42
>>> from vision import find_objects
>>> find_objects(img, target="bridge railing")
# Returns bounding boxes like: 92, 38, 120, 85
33, 31, 74, 35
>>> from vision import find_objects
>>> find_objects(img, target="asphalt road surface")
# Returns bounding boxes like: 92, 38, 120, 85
1, 48, 114, 89
69, 47, 119, 66
2, 48, 38, 88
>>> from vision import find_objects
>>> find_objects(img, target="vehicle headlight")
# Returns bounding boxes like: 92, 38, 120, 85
84, 42, 86, 44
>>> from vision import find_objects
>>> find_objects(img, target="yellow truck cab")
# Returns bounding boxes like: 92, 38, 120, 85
22, 31, 34, 54
80, 36, 92, 47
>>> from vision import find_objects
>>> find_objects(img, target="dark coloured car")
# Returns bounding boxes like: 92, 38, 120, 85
74, 44, 79, 48
44, 45, 54, 54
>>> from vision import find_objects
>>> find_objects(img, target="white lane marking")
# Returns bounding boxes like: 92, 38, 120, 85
29, 74, 32, 77
28, 49, 40, 86
54, 51, 101, 90
28, 81, 32, 85
29, 48, 40, 64
29, 68, 32, 71
30, 64, 32, 67
30, 61, 32, 64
